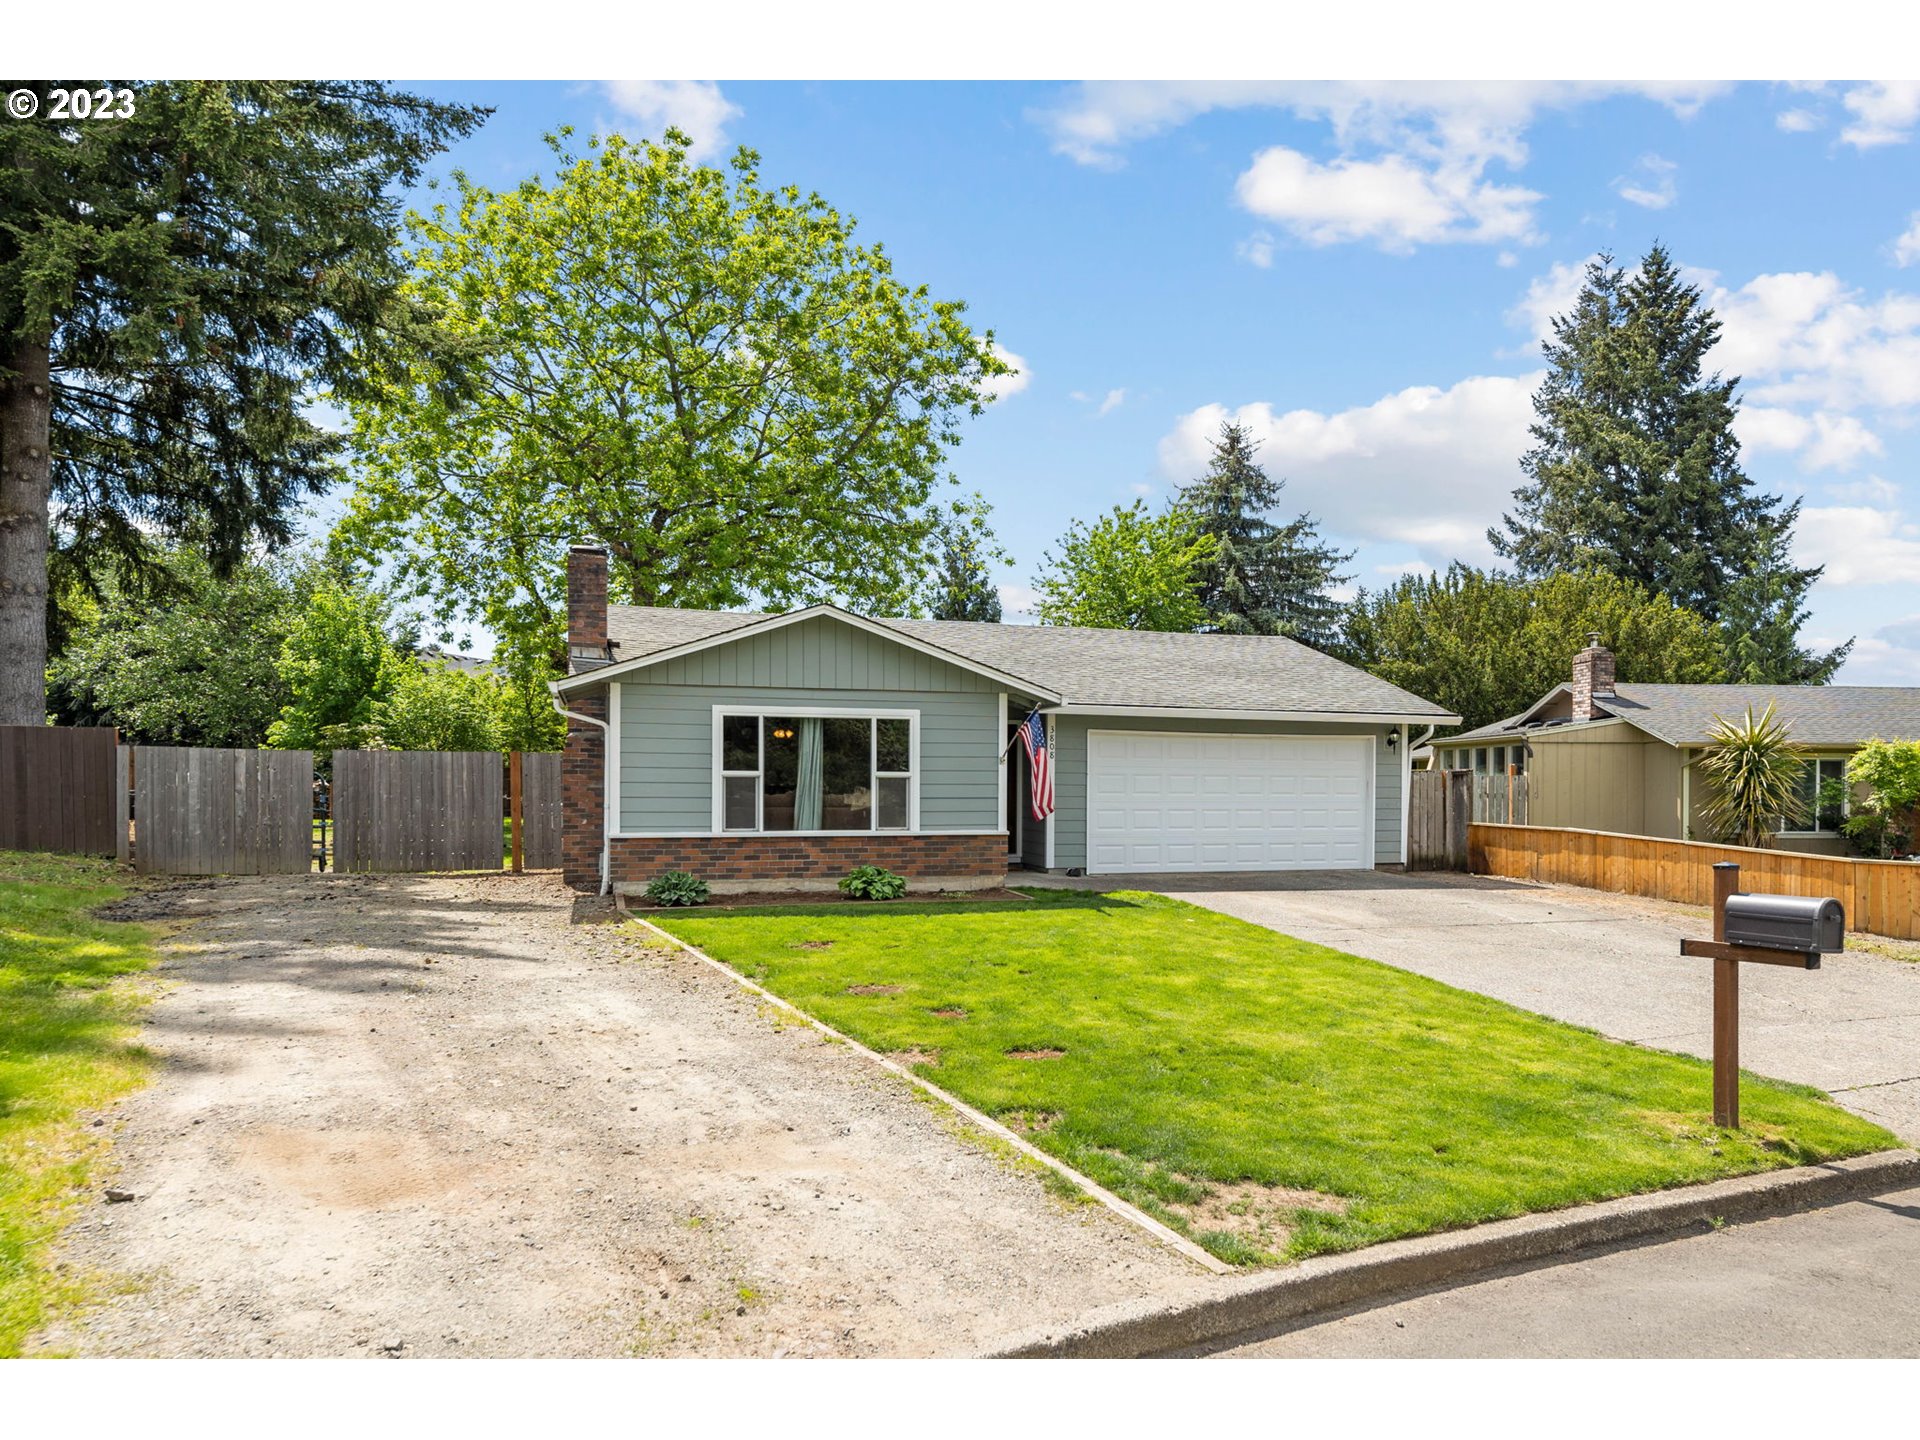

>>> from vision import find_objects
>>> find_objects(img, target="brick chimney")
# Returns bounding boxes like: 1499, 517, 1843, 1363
566, 543, 610, 674
1570, 632, 1616, 722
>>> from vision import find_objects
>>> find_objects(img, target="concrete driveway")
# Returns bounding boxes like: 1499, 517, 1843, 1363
1031, 870, 1920, 1141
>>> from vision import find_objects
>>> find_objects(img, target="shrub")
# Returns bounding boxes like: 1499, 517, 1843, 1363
1696, 702, 1807, 847
644, 870, 710, 907
838, 865, 908, 901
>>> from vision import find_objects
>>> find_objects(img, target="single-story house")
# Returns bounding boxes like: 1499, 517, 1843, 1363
1436, 636, 1920, 855
552, 545, 1457, 893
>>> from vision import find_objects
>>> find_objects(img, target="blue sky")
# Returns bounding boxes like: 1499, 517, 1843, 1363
338, 80, 1920, 679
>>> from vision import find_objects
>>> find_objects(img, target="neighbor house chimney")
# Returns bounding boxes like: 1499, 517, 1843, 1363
567, 543, 610, 674
1570, 632, 1616, 722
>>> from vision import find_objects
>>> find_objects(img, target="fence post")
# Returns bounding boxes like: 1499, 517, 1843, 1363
509, 751, 524, 874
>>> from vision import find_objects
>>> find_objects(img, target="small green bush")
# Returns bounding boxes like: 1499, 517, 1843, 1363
838, 864, 908, 901
644, 870, 710, 907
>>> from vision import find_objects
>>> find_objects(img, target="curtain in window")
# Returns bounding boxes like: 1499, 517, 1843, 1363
795, 717, 824, 830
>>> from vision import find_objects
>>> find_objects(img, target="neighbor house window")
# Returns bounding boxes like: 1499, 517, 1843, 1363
1784, 757, 1849, 835
715, 711, 916, 834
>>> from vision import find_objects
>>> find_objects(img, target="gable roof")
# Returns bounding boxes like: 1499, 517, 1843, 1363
568, 603, 1457, 721
1449, 683, 1920, 749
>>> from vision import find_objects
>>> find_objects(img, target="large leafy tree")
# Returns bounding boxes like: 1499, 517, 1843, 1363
0, 80, 486, 725
1341, 564, 1727, 733
1032, 500, 1217, 631
370, 661, 500, 753
46, 545, 319, 746
335, 129, 1010, 667
265, 581, 409, 761
1178, 420, 1352, 650
1488, 245, 1846, 682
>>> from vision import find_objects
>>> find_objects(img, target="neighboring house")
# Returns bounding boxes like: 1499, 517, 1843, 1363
1436, 636, 1920, 855
552, 545, 1457, 893
415, 643, 489, 673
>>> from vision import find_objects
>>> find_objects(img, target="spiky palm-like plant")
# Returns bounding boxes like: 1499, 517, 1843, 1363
1695, 702, 1809, 848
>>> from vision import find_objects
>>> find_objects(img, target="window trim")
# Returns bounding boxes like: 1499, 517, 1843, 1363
708, 705, 921, 836
1780, 754, 1851, 837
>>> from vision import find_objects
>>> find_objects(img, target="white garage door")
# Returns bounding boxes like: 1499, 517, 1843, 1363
1087, 731, 1374, 873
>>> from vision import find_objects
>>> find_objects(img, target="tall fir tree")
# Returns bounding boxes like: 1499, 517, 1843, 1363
928, 528, 1002, 622
1489, 245, 1847, 682
0, 81, 486, 724
1178, 421, 1353, 650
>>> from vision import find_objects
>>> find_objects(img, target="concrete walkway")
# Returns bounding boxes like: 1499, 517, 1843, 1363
1208, 1183, 1920, 1358
1026, 870, 1920, 1140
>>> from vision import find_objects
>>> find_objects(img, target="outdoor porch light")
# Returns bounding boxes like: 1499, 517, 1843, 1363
1386, 729, 1400, 749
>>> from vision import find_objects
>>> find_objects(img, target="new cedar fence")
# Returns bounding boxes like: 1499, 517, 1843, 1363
131, 746, 313, 875
1470, 822, 1920, 941
332, 749, 505, 874
0, 724, 118, 856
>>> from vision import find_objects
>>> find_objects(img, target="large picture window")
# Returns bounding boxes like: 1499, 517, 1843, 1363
1784, 757, 1849, 835
715, 711, 917, 834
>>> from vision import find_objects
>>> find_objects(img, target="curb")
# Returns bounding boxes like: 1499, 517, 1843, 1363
985, 1147, 1920, 1357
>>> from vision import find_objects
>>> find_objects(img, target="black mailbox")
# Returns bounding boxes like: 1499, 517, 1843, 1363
1724, 893, 1846, 954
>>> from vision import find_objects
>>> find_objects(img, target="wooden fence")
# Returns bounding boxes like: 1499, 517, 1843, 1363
517, 752, 562, 870
132, 746, 313, 875
0, 725, 119, 856
1471, 770, 1529, 825
1408, 769, 1471, 870
1470, 822, 1920, 941
333, 749, 504, 874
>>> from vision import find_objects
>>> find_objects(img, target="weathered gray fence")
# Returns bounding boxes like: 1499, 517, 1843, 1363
132, 746, 314, 875
333, 749, 503, 873
1408, 768, 1471, 871
1472, 770, 1529, 826
519, 751, 562, 870
0, 725, 119, 856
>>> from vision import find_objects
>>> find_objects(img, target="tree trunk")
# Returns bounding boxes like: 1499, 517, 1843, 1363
0, 332, 52, 726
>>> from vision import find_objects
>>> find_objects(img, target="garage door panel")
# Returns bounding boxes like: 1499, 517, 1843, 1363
1088, 731, 1373, 874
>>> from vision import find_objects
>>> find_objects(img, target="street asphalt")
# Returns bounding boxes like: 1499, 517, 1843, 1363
1205, 1184, 1920, 1358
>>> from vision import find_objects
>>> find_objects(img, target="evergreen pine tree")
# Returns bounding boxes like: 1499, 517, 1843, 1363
928, 528, 1002, 622
1489, 244, 1847, 682
1179, 421, 1353, 650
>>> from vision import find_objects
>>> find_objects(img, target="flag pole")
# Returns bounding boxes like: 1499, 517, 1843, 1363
999, 701, 1047, 763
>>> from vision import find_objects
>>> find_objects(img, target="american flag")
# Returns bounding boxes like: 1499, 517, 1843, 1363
1017, 711, 1055, 821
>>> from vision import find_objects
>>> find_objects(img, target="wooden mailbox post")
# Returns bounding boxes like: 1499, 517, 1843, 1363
1679, 861, 1835, 1129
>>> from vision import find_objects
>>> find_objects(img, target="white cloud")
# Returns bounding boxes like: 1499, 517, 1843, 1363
1794, 505, 1920, 585
1776, 107, 1823, 133
1129, 481, 1153, 496
1838, 627, 1920, 683
1612, 153, 1678, 210
1496, 251, 1519, 268
1376, 561, 1435, 578
599, 81, 741, 162
1157, 374, 1539, 566
1236, 146, 1541, 251
1034, 82, 1729, 254
1098, 388, 1127, 417
996, 583, 1041, 620
1840, 81, 1920, 148
983, 344, 1030, 401
1708, 270, 1920, 412
1236, 231, 1276, 268
1894, 213, 1920, 268
1823, 475, 1902, 506
1733, 407, 1883, 471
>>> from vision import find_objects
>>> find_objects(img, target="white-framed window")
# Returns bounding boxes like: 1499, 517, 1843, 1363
1783, 756, 1849, 835
712, 707, 919, 835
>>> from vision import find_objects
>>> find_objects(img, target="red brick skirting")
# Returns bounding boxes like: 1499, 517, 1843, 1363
602, 832, 1007, 891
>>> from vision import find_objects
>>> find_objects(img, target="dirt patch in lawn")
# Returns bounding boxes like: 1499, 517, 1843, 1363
887, 1048, 941, 1069
1003, 1110, 1061, 1136
929, 1007, 968, 1020
843, 984, 904, 996
1170, 1178, 1348, 1258
1006, 1048, 1066, 1061
791, 940, 835, 951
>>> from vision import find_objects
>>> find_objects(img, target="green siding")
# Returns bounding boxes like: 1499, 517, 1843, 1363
616, 619, 1003, 834
1049, 715, 1404, 870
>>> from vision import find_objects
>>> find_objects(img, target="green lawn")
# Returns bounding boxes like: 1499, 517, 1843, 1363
654, 889, 1897, 1266
0, 852, 159, 1355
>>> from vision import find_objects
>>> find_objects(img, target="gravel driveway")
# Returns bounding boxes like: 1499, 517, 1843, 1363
30, 873, 1198, 1358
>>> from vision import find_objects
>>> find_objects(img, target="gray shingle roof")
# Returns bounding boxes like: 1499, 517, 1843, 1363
1449, 683, 1920, 748
604, 605, 1455, 719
